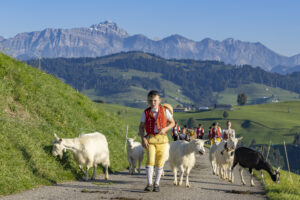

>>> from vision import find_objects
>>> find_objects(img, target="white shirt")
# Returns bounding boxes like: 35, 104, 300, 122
140, 107, 173, 133
222, 128, 235, 139
172, 126, 180, 135
180, 133, 189, 140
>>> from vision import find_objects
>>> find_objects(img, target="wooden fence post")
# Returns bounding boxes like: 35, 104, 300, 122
266, 141, 271, 161
283, 140, 293, 183
124, 125, 129, 151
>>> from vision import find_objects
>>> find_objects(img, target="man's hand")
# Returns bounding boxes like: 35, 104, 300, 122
142, 137, 149, 149
158, 127, 167, 135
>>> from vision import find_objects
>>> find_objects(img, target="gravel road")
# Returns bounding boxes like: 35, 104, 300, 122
0, 149, 266, 200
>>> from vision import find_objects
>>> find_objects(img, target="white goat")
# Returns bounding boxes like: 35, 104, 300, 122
215, 137, 243, 182
209, 139, 221, 176
52, 132, 110, 181
169, 139, 206, 187
161, 142, 170, 176
126, 137, 144, 175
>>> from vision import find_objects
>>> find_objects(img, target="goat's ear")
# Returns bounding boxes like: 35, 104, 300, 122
276, 167, 280, 172
238, 137, 243, 141
54, 133, 59, 140
201, 139, 208, 143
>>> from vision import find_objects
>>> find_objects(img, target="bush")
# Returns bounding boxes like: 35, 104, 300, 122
237, 93, 248, 105
223, 111, 229, 119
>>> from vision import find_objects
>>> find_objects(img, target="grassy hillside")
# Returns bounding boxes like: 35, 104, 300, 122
255, 170, 300, 200
0, 53, 137, 195
81, 67, 193, 108
215, 83, 300, 105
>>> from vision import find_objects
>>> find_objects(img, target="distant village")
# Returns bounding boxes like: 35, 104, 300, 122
173, 104, 233, 112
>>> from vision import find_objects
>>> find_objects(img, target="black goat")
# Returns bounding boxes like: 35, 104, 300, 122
232, 147, 280, 186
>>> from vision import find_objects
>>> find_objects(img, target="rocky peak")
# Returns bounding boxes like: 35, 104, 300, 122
89, 21, 129, 37
162, 34, 191, 43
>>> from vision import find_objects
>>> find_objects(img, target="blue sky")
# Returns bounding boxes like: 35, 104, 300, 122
1, 0, 299, 56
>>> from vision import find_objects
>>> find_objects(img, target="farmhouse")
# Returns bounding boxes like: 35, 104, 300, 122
173, 107, 191, 112
214, 104, 233, 110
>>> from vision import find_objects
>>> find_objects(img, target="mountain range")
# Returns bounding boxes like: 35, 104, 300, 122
1, 20, 300, 71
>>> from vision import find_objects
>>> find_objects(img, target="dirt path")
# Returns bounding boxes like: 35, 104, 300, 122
0, 150, 266, 200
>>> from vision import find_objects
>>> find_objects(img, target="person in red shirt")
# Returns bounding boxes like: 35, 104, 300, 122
179, 125, 189, 141
196, 124, 204, 139
139, 90, 175, 192
211, 122, 222, 145
172, 122, 181, 141
222, 120, 236, 141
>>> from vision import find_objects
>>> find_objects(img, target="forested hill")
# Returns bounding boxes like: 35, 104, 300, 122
27, 51, 300, 107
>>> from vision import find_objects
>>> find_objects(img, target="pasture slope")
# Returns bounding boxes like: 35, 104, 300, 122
100, 101, 300, 145
0, 53, 134, 195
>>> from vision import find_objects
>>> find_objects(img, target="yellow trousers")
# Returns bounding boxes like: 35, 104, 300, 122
210, 138, 221, 145
146, 134, 168, 168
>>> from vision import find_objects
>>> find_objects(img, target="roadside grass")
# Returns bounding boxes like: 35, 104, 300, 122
254, 170, 300, 200
0, 53, 129, 195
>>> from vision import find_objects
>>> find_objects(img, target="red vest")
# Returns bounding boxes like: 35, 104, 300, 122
212, 127, 221, 138
223, 129, 232, 140
172, 125, 180, 135
223, 131, 228, 140
144, 105, 167, 135
196, 128, 204, 137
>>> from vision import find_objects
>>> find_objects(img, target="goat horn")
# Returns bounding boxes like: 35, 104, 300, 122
54, 133, 59, 140
276, 167, 281, 172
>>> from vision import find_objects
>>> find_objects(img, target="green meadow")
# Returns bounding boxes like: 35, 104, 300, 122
215, 83, 300, 105
101, 101, 300, 145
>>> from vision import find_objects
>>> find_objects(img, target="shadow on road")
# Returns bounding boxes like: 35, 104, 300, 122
201, 187, 265, 195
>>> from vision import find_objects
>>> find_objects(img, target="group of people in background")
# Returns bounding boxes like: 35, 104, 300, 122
171, 120, 235, 144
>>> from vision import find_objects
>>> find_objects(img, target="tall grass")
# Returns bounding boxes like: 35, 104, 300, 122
254, 170, 300, 200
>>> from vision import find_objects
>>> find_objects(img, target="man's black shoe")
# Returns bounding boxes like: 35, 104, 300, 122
144, 184, 153, 192
153, 184, 160, 192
